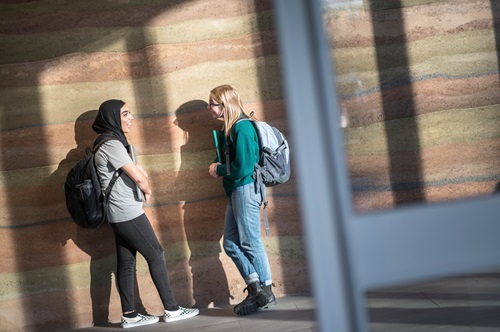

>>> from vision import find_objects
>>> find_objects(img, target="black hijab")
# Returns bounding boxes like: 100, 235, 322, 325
92, 99, 129, 149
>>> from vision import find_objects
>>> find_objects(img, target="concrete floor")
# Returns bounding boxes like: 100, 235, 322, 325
65, 272, 500, 332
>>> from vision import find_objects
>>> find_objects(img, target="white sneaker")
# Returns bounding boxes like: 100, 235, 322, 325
121, 313, 159, 329
164, 306, 199, 322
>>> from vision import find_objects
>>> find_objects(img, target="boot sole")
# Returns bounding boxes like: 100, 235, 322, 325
258, 299, 277, 311
234, 299, 277, 316
234, 303, 260, 316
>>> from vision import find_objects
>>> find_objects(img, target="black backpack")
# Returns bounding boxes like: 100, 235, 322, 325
64, 138, 122, 228
226, 118, 291, 235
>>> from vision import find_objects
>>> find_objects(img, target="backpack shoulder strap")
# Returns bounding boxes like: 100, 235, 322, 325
102, 169, 123, 200
93, 136, 116, 153
92, 137, 123, 200
228, 117, 253, 142
225, 117, 254, 176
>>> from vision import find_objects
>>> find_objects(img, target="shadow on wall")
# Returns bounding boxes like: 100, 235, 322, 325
367, 0, 424, 206
173, 99, 231, 308
49, 110, 148, 326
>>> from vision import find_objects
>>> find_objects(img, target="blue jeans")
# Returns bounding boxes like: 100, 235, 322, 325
111, 213, 178, 312
223, 182, 272, 286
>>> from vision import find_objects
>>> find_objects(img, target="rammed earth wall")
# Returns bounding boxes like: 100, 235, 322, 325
0, 1, 305, 330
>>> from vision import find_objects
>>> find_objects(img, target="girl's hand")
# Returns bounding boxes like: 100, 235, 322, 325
208, 162, 221, 178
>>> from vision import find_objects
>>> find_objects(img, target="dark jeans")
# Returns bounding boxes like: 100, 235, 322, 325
110, 213, 178, 313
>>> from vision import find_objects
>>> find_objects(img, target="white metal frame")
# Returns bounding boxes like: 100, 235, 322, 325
272, 1, 500, 331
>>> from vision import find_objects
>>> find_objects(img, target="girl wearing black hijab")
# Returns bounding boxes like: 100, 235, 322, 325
93, 99, 199, 328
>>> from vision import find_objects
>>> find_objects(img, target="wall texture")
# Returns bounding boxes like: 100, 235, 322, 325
0, 1, 306, 331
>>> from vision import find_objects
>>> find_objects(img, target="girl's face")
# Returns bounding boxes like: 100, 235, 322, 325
208, 95, 224, 120
120, 104, 134, 133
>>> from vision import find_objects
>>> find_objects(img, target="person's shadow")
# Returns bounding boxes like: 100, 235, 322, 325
51, 110, 147, 326
173, 100, 231, 308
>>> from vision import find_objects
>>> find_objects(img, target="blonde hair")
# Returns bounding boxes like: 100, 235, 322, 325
210, 85, 255, 137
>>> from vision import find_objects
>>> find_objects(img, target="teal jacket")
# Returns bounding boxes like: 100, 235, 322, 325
215, 120, 259, 196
